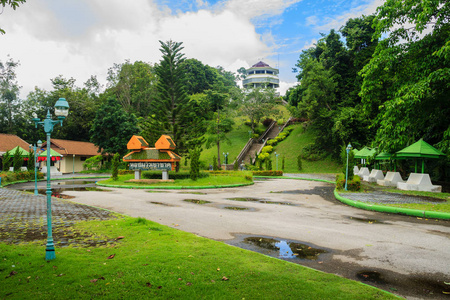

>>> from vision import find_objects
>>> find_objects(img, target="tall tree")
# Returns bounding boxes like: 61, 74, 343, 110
239, 87, 277, 133
0, 56, 21, 134
151, 40, 204, 156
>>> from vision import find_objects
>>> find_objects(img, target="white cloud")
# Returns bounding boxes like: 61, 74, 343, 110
0, 0, 275, 98
225, 0, 302, 20
314, 0, 383, 32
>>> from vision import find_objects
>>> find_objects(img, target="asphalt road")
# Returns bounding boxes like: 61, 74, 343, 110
9, 178, 450, 299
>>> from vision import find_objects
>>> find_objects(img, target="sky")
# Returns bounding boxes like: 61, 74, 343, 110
0, 0, 384, 98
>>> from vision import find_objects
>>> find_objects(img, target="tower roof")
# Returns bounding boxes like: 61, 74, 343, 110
251, 61, 270, 68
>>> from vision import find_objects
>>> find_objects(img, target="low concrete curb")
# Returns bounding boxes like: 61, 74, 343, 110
334, 189, 450, 220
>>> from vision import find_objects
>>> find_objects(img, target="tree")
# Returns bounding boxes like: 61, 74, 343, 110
0, 0, 26, 34
12, 147, 22, 171
204, 90, 234, 167
90, 96, 139, 156
189, 147, 201, 181
0, 56, 21, 134
152, 40, 205, 156
2, 150, 11, 171
360, 0, 450, 154
106, 60, 157, 117
239, 87, 277, 133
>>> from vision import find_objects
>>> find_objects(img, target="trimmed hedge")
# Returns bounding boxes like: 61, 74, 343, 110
252, 170, 283, 176
335, 173, 361, 191
118, 170, 133, 175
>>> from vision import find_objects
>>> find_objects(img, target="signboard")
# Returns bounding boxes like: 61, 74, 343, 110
129, 162, 172, 171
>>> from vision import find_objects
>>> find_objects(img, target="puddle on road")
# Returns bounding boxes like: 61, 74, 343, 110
227, 197, 296, 206
223, 206, 249, 211
240, 236, 327, 260
148, 201, 174, 206
183, 199, 211, 205
24, 187, 110, 199
179, 192, 207, 195
348, 216, 384, 224
259, 200, 294, 206
56, 180, 97, 185
227, 197, 261, 202
272, 186, 335, 202
357, 270, 387, 284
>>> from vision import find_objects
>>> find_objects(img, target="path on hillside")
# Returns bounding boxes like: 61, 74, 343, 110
242, 124, 281, 164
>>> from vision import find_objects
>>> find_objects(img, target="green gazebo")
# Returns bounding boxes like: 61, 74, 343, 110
395, 139, 446, 173
354, 147, 376, 166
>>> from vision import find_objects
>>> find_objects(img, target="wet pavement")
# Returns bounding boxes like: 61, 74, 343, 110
1, 177, 450, 299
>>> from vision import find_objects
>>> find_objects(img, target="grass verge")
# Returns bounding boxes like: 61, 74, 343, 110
97, 173, 253, 189
0, 217, 397, 299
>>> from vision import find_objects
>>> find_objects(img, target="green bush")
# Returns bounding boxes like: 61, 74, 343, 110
335, 173, 361, 191
83, 155, 103, 171
212, 156, 219, 171
12, 147, 23, 171
189, 147, 201, 181
267, 139, 277, 146
0, 171, 44, 185
261, 145, 273, 154
297, 155, 302, 170
2, 150, 11, 171
111, 153, 120, 181
252, 170, 283, 176
282, 155, 285, 171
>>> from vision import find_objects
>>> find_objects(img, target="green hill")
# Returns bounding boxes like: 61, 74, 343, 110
270, 124, 341, 173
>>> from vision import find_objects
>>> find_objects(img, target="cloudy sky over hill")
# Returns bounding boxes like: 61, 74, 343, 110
0, 0, 383, 97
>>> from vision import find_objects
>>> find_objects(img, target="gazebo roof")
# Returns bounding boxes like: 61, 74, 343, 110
7, 146, 29, 157
375, 152, 392, 160
354, 147, 376, 159
395, 139, 446, 159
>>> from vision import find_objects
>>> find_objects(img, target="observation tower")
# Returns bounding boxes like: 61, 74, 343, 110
242, 61, 279, 89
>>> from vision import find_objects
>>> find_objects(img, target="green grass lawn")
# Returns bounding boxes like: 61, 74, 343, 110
98, 172, 253, 188
271, 124, 341, 173
0, 217, 397, 299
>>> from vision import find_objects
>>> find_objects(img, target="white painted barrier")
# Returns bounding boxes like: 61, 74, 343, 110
377, 172, 404, 187
397, 173, 442, 192
364, 169, 384, 183
353, 166, 359, 175
357, 167, 370, 179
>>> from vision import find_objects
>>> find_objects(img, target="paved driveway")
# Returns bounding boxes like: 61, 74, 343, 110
63, 178, 450, 299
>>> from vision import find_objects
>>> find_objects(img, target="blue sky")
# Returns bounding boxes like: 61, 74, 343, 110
0, 0, 383, 96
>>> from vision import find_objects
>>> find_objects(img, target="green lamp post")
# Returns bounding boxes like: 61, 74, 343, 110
345, 143, 352, 191
32, 98, 69, 261
223, 152, 229, 165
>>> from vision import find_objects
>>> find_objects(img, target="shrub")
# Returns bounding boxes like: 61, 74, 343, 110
189, 147, 201, 181
282, 155, 285, 170
261, 145, 273, 154
233, 159, 239, 171
0, 171, 44, 185
252, 170, 283, 176
12, 147, 23, 172
111, 153, 120, 181
27, 151, 35, 171
2, 150, 11, 171
212, 156, 219, 171
265, 157, 272, 170
297, 155, 302, 170
266, 139, 277, 146
335, 173, 361, 191
83, 155, 103, 171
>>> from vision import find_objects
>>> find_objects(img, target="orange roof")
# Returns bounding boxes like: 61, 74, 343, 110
127, 135, 149, 150
155, 135, 176, 150
43, 139, 102, 156
0, 133, 30, 154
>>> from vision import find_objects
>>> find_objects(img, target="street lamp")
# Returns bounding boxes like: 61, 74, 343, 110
31, 140, 43, 195
275, 152, 279, 170
345, 143, 352, 191
223, 152, 229, 165
32, 98, 69, 261
248, 130, 252, 139
73, 154, 75, 175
